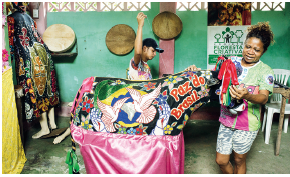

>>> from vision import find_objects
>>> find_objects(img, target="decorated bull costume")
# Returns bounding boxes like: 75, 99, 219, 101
68, 69, 221, 174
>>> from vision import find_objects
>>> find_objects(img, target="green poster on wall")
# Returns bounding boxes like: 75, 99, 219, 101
207, 25, 248, 69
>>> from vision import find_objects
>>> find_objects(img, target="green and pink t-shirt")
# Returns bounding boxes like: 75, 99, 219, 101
219, 56, 274, 131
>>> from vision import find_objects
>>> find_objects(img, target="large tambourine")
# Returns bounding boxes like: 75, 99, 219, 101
43, 24, 76, 53
106, 24, 136, 55
152, 11, 183, 40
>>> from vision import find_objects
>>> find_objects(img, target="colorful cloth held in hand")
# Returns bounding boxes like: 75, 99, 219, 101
215, 56, 239, 107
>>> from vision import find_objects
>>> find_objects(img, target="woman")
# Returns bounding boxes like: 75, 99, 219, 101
186, 22, 275, 174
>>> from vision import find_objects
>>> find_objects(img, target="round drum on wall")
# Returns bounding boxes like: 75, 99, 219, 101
106, 24, 136, 55
152, 11, 183, 40
43, 24, 76, 53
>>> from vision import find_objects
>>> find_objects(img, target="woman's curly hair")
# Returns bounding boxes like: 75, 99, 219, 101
246, 21, 275, 53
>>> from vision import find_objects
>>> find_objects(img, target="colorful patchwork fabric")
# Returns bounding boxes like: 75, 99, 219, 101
71, 70, 221, 136
128, 57, 152, 80
219, 56, 274, 131
8, 9, 59, 121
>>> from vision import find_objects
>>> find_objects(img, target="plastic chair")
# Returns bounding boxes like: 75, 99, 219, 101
126, 68, 130, 79
262, 69, 290, 144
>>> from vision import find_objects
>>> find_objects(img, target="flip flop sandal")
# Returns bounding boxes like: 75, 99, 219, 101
40, 127, 69, 139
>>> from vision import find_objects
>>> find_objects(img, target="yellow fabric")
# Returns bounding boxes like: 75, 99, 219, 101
2, 68, 27, 174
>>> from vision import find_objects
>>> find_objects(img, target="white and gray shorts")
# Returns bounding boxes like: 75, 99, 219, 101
216, 123, 258, 155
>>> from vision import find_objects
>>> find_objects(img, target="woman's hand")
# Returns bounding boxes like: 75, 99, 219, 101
229, 85, 249, 100
229, 85, 269, 104
185, 65, 201, 71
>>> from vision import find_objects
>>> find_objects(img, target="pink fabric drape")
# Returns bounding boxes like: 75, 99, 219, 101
70, 122, 185, 174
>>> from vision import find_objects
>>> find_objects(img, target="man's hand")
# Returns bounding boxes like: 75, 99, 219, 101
134, 12, 147, 65
137, 12, 147, 28
185, 65, 201, 71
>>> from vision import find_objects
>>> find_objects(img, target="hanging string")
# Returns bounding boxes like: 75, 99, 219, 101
159, 47, 168, 76
146, 16, 168, 76
146, 16, 152, 32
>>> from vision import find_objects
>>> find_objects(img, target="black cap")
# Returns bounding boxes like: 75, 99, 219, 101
142, 38, 164, 53
12, 2, 27, 7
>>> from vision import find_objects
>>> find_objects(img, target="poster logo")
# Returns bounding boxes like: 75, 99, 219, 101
213, 27, 244, 55
214, 27, 244, 44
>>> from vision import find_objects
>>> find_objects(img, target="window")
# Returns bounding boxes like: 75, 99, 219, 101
177, 2, 207, 11
47, 2, 285, 12
47, 2, 151, 12
176, 2, 285, 11
176, 2, 207, 11
251, 2, 285, 11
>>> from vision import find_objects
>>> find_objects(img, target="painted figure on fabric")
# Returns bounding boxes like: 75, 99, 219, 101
7, 2, 60, 139
29, 42, 51, 97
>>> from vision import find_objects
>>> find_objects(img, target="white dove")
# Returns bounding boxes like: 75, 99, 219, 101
126, 83, 161, 124
97, 97, 130, 132
90, 108, 108, 133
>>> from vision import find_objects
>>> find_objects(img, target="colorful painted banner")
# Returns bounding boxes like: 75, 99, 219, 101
71, 70, 221, 136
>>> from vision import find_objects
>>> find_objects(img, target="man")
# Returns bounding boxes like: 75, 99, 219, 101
128, 12, 164, 80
